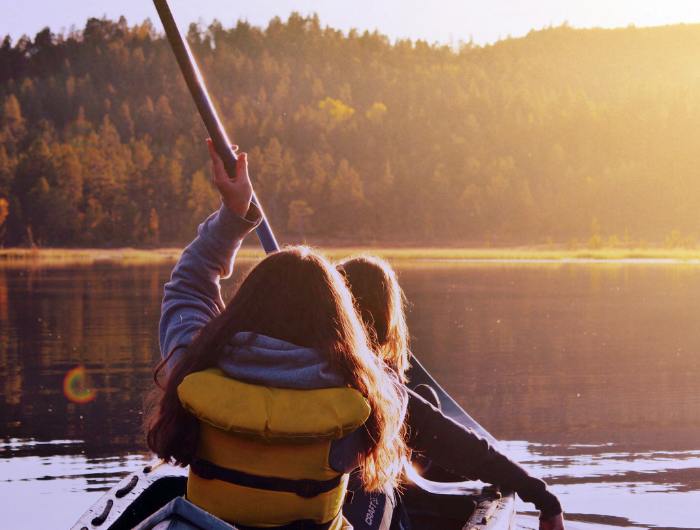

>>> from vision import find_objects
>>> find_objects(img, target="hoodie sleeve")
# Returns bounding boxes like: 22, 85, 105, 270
406, 389, 562, 520
159, 201, 262, 369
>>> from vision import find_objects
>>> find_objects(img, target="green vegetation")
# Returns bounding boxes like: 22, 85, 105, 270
324, 247, 700, 262
0, 247, 182, 267
2, 17, 700, 248
4, 245, 700, 269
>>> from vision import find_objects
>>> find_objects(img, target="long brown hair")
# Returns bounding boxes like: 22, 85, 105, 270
337, 255, 410, 383
146, 246, 408, 492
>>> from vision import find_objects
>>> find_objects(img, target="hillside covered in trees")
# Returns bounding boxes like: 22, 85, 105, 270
2, 16, 700, 248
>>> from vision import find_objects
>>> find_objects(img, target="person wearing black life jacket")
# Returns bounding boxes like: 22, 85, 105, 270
145, 141, 410, 530
337, 256, 566, 530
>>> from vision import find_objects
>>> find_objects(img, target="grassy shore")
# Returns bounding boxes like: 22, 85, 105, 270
317, 246, 700, 262
3, 246, 700, 267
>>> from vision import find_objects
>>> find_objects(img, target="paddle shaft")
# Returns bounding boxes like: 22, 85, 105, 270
152, 0, 279, 254
407, 356, 500, 447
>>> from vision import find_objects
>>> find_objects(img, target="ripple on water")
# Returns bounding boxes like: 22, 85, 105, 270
0, 440, 151, 529
504, 441, 700, 529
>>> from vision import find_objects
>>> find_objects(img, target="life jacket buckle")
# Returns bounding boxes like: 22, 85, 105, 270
344, 490, 354, 505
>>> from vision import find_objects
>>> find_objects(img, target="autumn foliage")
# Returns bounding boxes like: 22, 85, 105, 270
2, 16, 700, 247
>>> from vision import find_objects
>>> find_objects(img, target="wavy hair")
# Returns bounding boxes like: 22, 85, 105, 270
146, 246, 408, 492
337, 255, 410, 383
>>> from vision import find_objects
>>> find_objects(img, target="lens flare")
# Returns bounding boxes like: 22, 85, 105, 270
63, 366, 97, 404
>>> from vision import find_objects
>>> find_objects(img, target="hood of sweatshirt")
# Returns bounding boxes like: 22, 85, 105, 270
217, 332, 347, 390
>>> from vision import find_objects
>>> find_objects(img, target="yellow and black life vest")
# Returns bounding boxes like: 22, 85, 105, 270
178, 368, 371, 530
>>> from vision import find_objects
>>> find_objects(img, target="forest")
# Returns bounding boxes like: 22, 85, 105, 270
2, 15, 700, 248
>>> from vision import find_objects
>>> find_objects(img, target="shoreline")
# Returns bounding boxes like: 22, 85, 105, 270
3, 246, 700, 266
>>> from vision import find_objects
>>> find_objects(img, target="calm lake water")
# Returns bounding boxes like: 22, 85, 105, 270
1, 258, 699, 529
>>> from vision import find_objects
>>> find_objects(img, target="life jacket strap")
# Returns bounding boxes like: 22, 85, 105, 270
191, 458, 344, 499
231, 517, 338, 530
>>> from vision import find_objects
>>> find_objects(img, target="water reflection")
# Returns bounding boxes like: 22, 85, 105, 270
1, 260, 700, 528
397, 262, 700, 454
0, 263, 169, 459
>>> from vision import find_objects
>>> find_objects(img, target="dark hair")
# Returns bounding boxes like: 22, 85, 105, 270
146, 246, 408, 492
337, 255, 410, 383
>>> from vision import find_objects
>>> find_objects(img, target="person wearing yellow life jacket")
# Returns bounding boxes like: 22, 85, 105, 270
145, 140, 409, 530
178, 357, 370, 528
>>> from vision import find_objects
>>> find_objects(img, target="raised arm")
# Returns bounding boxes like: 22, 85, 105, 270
159, 141, 262, 368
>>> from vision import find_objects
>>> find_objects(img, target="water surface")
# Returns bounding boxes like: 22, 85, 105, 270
1, 260, 698, 529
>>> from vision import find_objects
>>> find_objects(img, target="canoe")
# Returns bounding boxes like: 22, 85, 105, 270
69, 358, 515, 530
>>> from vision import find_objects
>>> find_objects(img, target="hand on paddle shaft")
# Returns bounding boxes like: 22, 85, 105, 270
206, 139, 252, 218
540, 513, 565, 530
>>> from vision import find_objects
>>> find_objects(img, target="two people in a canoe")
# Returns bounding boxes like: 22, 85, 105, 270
146, 140, 565, 530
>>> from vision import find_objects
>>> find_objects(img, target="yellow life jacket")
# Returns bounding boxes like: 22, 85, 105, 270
178, 368, 371, 529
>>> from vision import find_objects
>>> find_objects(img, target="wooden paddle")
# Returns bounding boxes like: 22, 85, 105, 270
152, 0, 278, 254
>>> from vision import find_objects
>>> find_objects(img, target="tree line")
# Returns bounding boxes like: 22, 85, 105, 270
2, 15, 700, 247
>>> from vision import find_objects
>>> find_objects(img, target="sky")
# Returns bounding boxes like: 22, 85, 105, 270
3, 0, 700, 47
